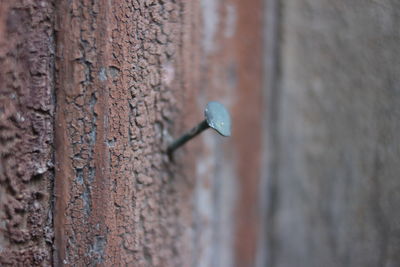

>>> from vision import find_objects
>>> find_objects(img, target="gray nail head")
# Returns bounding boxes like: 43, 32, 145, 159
205, 101, 232, 137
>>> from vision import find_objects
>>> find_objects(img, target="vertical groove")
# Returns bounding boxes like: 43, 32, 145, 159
258, 0, 283, 266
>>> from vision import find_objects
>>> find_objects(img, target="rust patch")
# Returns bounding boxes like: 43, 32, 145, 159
0, 0, 55, 266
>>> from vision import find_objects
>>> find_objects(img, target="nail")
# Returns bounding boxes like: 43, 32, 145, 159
167, 101, 231, 155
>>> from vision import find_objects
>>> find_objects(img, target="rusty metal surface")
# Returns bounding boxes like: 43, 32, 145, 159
0, 0, 55, 265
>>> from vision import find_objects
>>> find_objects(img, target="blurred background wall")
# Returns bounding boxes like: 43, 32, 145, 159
260, 0, 400, 266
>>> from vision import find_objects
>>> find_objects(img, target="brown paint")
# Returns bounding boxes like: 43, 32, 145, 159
0, 0, 54, 265
54, 0, 198, 265
0, 0, 265, 265
231, 1, 264, 266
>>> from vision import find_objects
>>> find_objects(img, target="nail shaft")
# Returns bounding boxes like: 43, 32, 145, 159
167, 120, 209, 155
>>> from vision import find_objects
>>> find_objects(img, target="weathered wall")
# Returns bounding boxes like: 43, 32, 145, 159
0, 0, 265, 265
54, 0, 195, 265
0, 0, 54, 265
54, 0, 265, 265
263, 0, 400, 266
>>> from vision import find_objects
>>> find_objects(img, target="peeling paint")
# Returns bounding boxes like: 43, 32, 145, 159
82, 188, 92, 217
0, 0, 54, 265
55, 0, 192, 265
99, 67, 107, 81
89, 235, 106, 264
108, 66, 120, 79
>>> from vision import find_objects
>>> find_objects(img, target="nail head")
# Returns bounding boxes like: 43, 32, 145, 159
205, 101, 232, 137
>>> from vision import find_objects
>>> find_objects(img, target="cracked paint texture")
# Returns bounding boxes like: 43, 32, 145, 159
0, 0, 54, 265
54, 0, 196, 266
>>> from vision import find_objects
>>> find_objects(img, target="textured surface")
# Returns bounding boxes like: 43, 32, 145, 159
0, 0, 265, 265
54, 0, 196, 265
0, 0, 54, 265
264, 0, 400, 266
53, 0, 265, 265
